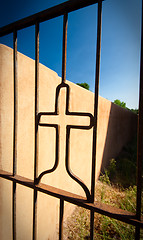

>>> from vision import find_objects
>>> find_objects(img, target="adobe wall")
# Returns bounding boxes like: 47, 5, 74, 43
0, 44, 137, 239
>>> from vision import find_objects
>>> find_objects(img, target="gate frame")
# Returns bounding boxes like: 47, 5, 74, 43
0, 0, 143, 239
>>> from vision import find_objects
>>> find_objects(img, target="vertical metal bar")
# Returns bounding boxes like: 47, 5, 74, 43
59, 199, 64, 240
33, 190, 38, 240
62, 13, 68, 83
13, 29, 18, 240
12, 182, 16, 240
13, 31, 18, 176
34, 22, 39, 181
90, 210, 94, 240
135, 227, 140, 240
33, 21, 39, 240
91, 0, 102, 202
135, 0, 143, 239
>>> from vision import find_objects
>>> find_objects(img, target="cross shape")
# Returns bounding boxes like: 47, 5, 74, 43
36, 82, 94, 200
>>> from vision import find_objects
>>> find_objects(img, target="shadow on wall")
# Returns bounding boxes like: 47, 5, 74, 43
100, 102, 137, 172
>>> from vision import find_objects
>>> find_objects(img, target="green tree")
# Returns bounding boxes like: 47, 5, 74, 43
76, 82, 89, 90
114, 99, 126, 108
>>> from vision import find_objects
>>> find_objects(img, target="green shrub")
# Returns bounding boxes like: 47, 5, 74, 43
100, 169, 110, 185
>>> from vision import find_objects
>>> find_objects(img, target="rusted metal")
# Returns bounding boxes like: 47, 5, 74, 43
13, 29, 18, 240
59, 199, 64, 240
1, 169, 143, 228
33, 22, 39, 240
0, 0, 104, 37
91, 0, 102, 203
35, 125, 59, 184
135, 0, 143, 239
37, 82, 94, 201
62, 13, 68, 83
66, 126, 91, 200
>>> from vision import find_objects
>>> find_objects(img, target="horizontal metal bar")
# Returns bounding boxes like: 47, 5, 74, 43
0, 169, 142, 228
0, 0, 104, 37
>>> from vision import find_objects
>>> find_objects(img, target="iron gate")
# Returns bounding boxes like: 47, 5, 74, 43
0, 0, 143, 239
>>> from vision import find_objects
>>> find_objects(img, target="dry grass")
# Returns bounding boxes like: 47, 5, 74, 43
63, 136, 143, 239
63, 181, 138, 240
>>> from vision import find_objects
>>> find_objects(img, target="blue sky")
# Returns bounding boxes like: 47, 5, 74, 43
0, 0, 142, 109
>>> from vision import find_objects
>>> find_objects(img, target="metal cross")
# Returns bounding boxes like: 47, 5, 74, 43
36, 82, 94, 200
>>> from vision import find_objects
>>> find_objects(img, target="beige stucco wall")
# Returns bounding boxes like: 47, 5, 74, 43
0, 44, 137, 239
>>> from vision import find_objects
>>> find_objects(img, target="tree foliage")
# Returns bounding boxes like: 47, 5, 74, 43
114, 99, 126, 108
114, 99, 138, 114
76, 82, 89, 90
